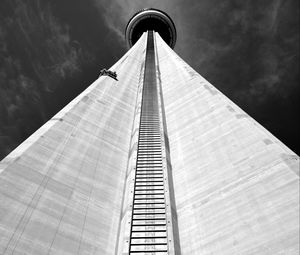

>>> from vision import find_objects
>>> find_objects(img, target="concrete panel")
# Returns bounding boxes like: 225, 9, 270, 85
0, 35, 147, 254
155, 33, 299, 254
1, 27, 298, 255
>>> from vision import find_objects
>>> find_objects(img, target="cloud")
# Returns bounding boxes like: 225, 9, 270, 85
0, 0, 85, 158
0, 0, 131, 159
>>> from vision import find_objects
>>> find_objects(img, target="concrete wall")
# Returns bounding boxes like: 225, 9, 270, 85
1, 30, 298, 255
156, 33, 299, 255
0, 35, 147, 255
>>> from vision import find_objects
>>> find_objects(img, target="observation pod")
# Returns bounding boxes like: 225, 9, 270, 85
125, 8, 177, 49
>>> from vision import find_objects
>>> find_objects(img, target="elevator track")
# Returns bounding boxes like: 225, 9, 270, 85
128, 31, 170, 254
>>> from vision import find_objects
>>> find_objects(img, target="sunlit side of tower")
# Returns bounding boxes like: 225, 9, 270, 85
0, 8, 299, 255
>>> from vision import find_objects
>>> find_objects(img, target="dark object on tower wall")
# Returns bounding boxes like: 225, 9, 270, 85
99, 69, 118, 81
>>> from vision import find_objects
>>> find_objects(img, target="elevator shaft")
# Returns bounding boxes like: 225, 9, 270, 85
128, 31, 175, 254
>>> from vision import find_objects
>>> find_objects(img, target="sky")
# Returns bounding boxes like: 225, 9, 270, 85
0, 0, 299, 159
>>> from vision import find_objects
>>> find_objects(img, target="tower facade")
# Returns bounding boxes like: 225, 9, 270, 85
0, 8, 299, 255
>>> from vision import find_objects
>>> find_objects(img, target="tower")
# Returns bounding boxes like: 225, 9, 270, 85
0, 7, 299, 255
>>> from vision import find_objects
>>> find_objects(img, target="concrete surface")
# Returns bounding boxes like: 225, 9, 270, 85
155, 32, 299, 255
0, 30, 298, 255
0, 34, 147, 255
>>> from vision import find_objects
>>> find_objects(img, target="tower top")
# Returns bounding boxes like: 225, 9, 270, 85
125, 8, 177, 49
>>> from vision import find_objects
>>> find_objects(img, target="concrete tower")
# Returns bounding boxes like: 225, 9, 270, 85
0, 8, 299, 255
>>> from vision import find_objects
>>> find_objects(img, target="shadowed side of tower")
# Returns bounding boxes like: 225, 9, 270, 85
154, 33, 299, 254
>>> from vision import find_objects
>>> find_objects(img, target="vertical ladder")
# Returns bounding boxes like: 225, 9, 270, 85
129, 31, 169, 254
